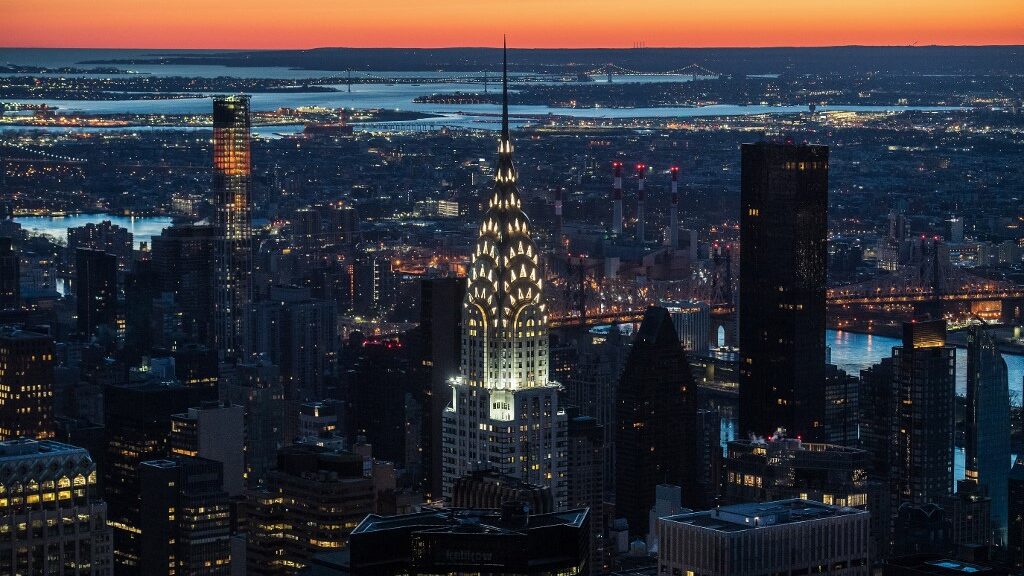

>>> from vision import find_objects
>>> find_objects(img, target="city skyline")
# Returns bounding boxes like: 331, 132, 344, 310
5, 0, 1023, 49
3, 7, 1024, 571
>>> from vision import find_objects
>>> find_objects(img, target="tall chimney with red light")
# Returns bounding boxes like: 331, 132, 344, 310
611, 161, 623, 236
636, 163, 646, 243
666, 166, 679, 248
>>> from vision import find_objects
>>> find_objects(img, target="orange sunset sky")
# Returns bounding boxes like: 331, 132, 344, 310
5, 0, 1023, 49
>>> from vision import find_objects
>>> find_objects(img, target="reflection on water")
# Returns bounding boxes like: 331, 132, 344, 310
14, 214, 173, 248
829, 329, 1024, 399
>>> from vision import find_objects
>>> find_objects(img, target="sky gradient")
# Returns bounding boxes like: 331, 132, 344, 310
6, 0, 1023, 49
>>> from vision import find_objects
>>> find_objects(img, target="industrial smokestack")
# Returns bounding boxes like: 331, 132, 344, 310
612, 161, 623, 236
666, 166, 679, 248
636, 163, 646, 243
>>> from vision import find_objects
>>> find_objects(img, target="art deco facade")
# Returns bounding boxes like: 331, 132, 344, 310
0, 439, 112, 575
441, 47, 568, 507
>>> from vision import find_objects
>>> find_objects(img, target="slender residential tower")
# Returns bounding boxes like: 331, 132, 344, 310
213, 95, 253, 361
611, 161, 624, 236
441, 41, 568, 508
965, 323, 1010, 544
636, 163, 646, 243
666, 166, 680, 248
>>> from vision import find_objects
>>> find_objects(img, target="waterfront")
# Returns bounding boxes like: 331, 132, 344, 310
14, 214, 173, 248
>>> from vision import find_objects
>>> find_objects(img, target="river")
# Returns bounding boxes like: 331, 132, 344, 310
14, 214, 173, 248
1, 50, 962, 132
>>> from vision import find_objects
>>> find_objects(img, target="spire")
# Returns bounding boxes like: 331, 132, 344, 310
495, 36, 515, 184
501, 35, 510, 141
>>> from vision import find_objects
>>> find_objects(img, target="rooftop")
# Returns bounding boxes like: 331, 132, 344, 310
0, 438, 88, 460
352, 507, 588, 536
662, 499, 866, 533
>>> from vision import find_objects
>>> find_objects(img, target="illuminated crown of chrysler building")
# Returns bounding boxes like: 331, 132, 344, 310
443, 40, 566, 507
462, 38, 548, 391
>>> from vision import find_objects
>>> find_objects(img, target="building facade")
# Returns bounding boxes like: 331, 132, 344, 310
893, 320, 956, 509
212, 95, 253, 361
441, 49, 568, 507
245, 445, 376, 575
658, 500, 870, 576
138, 457, 232, 576
0, 439, 112, 575
348, 506, 590, 576
615, 306, 697, 535
75, 248, 118, 338
0, 327, 55, 440
965, 324, 1010, 544
738, 142, 829, 440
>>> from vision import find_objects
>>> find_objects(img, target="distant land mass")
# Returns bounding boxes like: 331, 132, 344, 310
81, 46, 1024, 75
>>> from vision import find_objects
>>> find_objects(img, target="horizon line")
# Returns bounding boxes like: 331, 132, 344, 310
3, 43, 1023, 51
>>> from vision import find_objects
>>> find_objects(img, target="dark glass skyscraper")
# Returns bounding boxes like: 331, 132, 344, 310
615, 306, 697, 536
151, 223, 216, 346
0, 237, 19, 309
75, 247, 118, 337
212, 95, 253, 360
965, 324, 1010, 544
893, 320, 956, 507
138, 457, 231, 576
1009, 456, 1024, 570
416, 277, 465, 502
738, 141, 829, 440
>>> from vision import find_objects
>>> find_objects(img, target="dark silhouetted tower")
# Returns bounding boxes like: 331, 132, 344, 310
965, 323, 1010, 544
738, 142, 829, 440
75, 248, 118, 338
1009, 456, 1024, 570
615, 306, 697, 537
0, 237, 19, 309
418, 277, 466, 502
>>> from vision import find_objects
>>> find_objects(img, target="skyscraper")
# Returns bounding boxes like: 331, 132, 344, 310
252, 284, 337, 401
441, 44, 568, 507
567, 415, 606, 575
67, 220, 133, 273
245, 445, 377, 575
213, 95, 253, 361
151, 223, 216, 346
0, 237, 19, 309
417, 277, 466, 502
104, 379, 201, 573
219, 359, 284, 489
566, 323, 630, 493
0, 327, 55, 440
893, 320, 956, 508
75, 248, 118, 338
965, 323, 1010, 544
169, 401, 246, 496
738, 141, 829, 440
1008, 456, 1024, 570
0, 439, 112, 576
615, 306, 697, 536
138, 457, 232, 576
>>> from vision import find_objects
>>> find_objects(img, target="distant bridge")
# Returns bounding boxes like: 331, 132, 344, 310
581, 63, 721, 80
